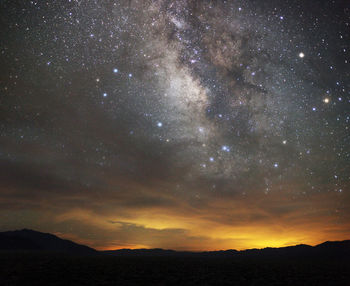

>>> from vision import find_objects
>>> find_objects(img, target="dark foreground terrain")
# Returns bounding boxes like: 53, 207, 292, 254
1, 251, 349, 286
0, 230, 349, 285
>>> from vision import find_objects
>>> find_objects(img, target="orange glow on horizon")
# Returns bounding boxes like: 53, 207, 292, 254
14, 191, 350, 252
101, 244, 150, 251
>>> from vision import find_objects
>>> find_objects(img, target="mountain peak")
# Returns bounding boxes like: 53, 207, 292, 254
0, 229, 96, 254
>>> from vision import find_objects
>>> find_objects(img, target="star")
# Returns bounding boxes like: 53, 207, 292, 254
221, 146, 230, 152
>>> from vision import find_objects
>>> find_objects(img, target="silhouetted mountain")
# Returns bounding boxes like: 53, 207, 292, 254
315, 240, 350, 250
312, 240, 350, 257
103, 248, 242, 257
102, 241, 349, 259
103, 248, 182, 256
0, 229, 96, 254
1, 229, 349, 259
240, 244, 313, 258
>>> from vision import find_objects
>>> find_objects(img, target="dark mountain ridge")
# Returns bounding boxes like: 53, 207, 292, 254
1, 229, 349, 258
0, 229, 96, 254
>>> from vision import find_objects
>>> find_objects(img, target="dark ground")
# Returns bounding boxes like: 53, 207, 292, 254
1, 251, 349, 286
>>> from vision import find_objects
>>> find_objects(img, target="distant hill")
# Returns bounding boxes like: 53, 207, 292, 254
1, 229, 349, 258
0, 229, 96, 254
312, 240, 350, 257
103, 248, 181, 256
103, 241, 350, 258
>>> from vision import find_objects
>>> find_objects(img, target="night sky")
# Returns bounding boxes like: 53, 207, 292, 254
1, 0, 349, 251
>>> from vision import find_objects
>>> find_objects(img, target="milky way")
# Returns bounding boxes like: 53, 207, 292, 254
0, 0, 349, 250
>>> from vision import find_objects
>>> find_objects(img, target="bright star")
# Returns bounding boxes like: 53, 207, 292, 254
222, 145, 230, 152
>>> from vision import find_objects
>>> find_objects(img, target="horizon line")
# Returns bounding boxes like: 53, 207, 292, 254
3, 228, 349, 253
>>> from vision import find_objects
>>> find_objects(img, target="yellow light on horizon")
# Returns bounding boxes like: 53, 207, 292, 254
323, 97, 330, 103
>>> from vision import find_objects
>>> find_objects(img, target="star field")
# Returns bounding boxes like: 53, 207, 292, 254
0, 0, 349, 250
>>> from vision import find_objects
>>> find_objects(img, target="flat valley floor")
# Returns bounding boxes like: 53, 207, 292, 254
1, 252, 349, 286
